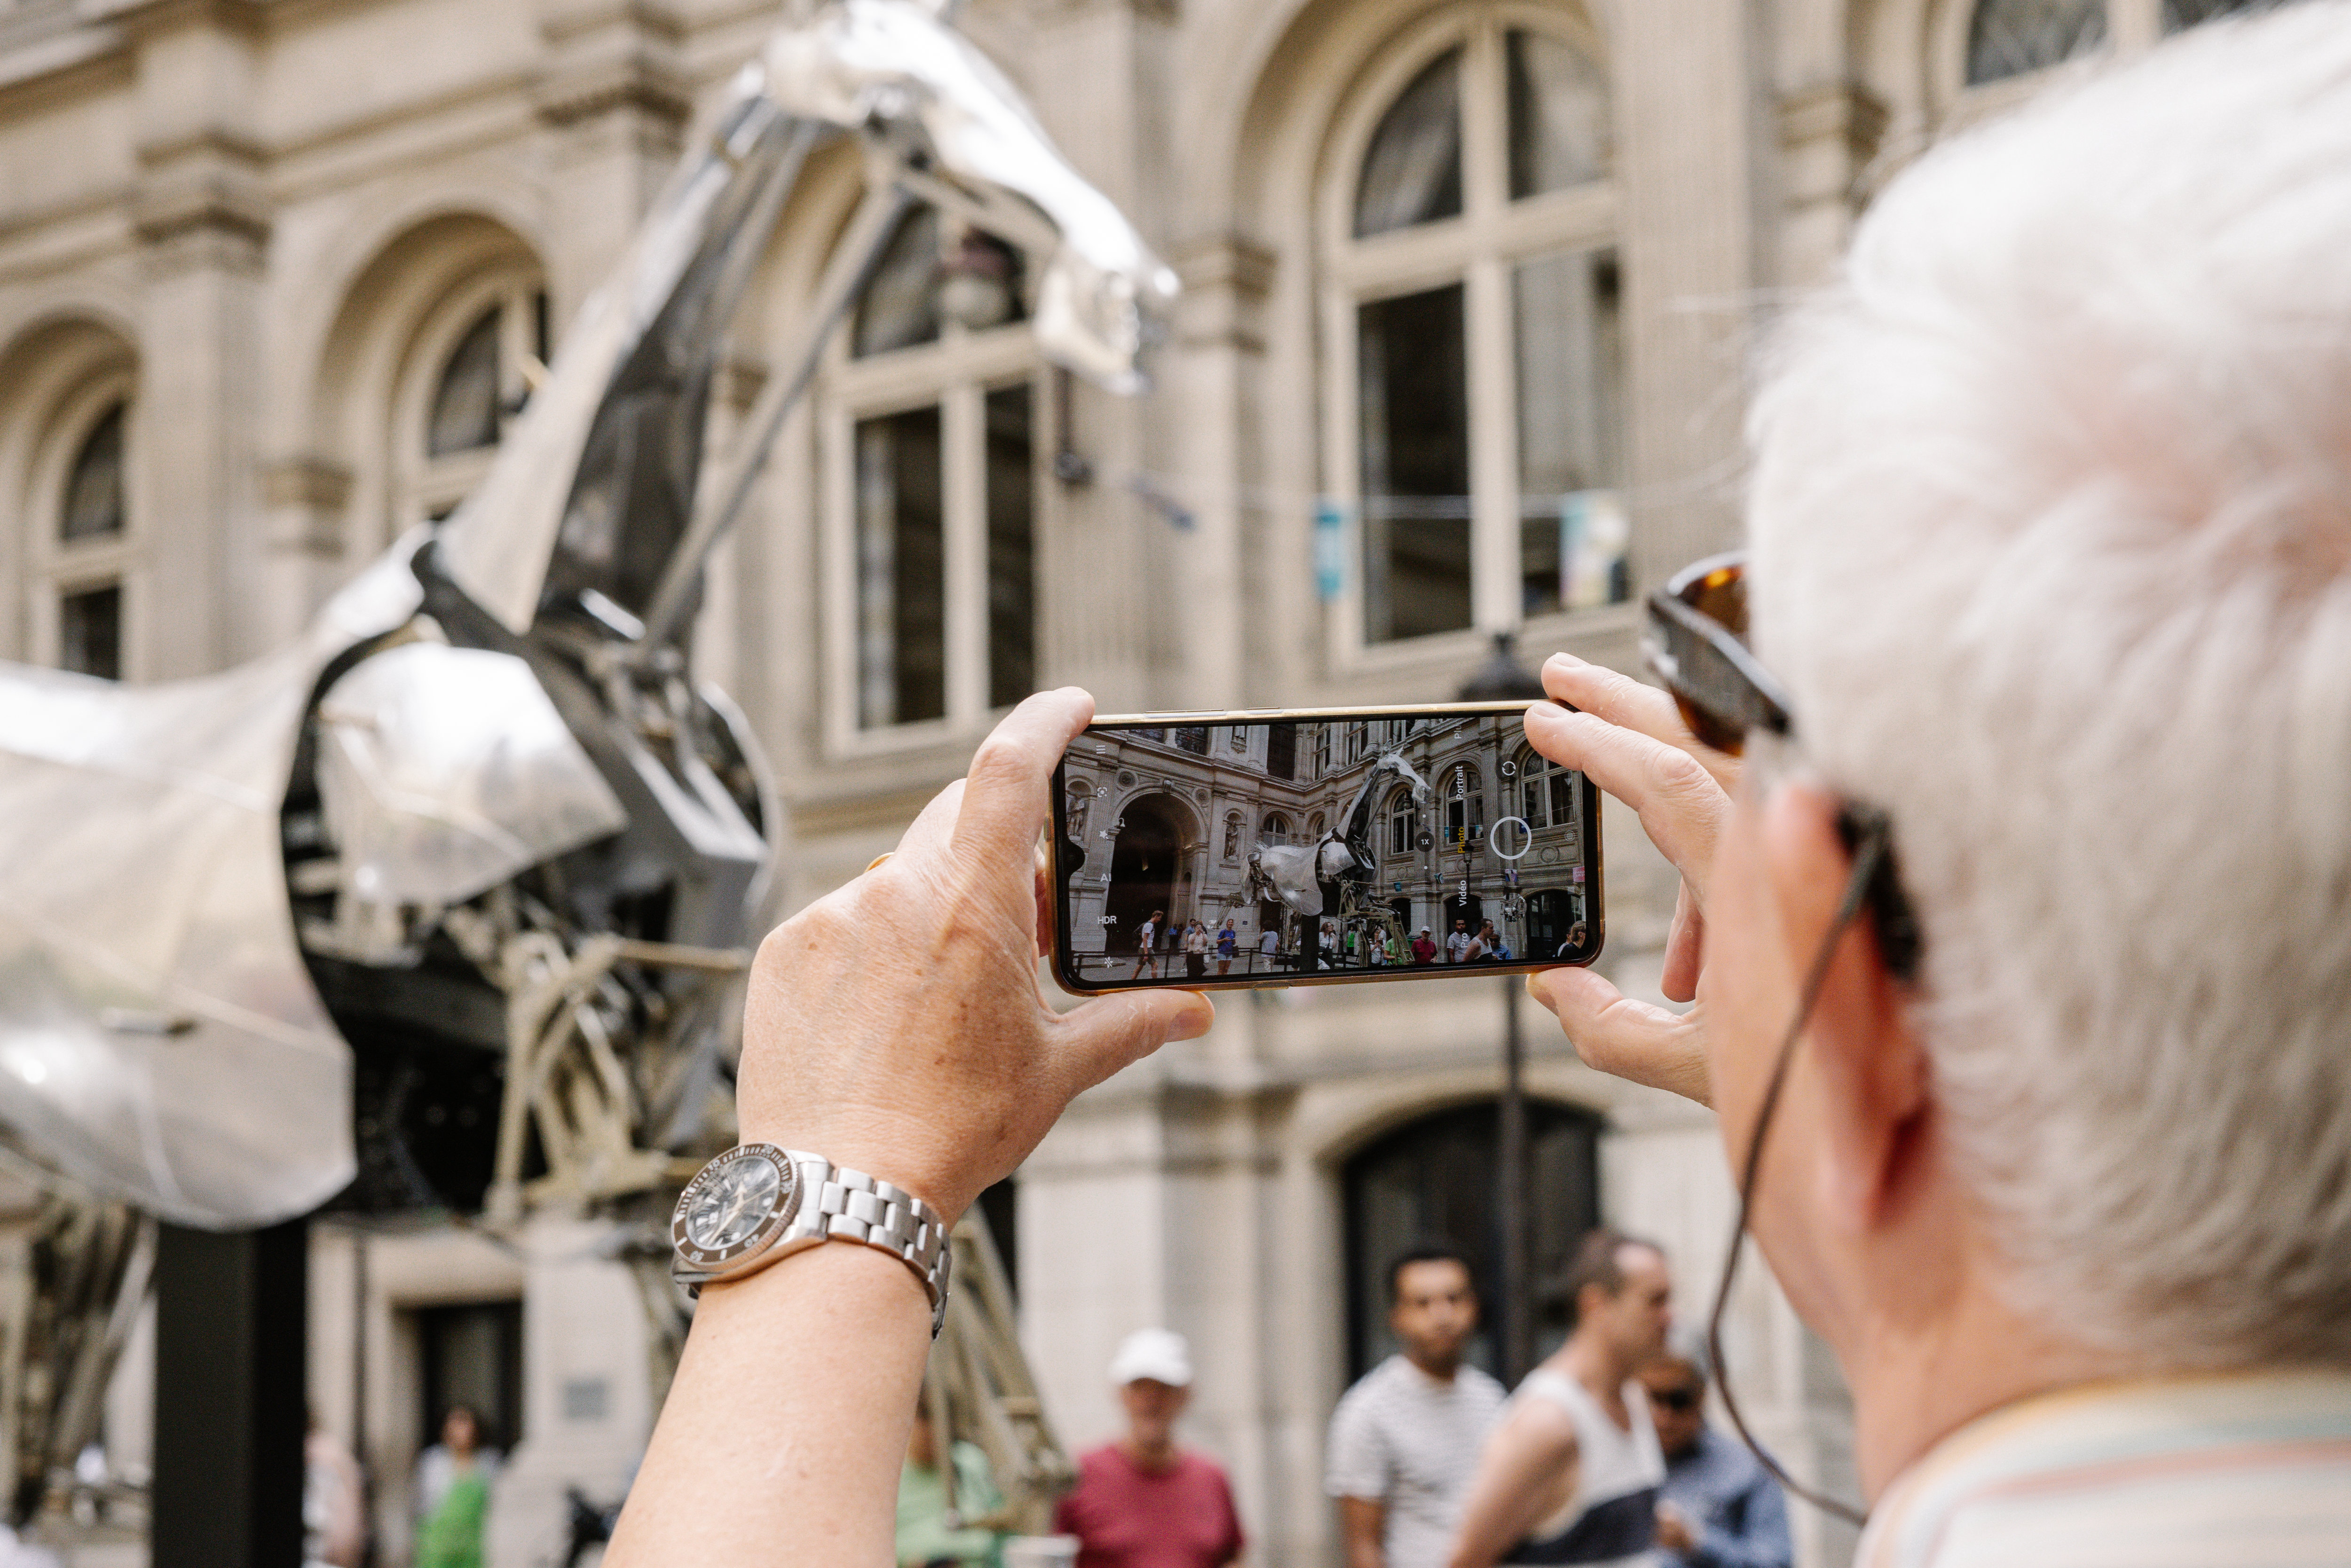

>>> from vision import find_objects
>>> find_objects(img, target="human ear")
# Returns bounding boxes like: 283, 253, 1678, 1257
1759, 784, 1929, 1232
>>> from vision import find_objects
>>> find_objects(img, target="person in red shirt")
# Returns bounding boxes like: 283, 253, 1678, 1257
1052, 1330, 1245, 1568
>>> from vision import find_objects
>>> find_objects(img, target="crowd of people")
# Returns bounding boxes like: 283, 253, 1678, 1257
1125, 912, 1562, 978
891, 1232, 1783, 1568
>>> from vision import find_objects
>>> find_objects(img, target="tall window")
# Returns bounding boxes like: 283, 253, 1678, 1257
1442, 763, 1484, 847
1514, 746, 1579, 830
52, 399, 131, 680
1266, 723, 1299, 780
1260, 813, 1292, 848
833, 209, 1038, 737
1964, 0, 2267, 87
1328, 10, 1625, 652
1385, 786, 1421, 859
406, 276, 547, 525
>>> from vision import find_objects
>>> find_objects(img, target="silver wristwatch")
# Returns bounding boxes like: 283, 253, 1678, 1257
670, 1143, 952, 1337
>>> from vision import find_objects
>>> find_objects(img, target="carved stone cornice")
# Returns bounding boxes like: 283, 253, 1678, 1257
1172, 235, 1276, 352
1778, 80, 1889, 167
531, 0, 692, 130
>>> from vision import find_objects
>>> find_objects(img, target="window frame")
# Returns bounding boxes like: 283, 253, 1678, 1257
1933, 0, 2177, 125
28, 376, 140, 680
394, 268, 546, 529
1318, 2, 1625, 672
820, 237, 1046, 758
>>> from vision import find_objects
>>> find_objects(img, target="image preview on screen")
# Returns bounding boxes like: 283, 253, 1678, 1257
1057, 713, 1594, 987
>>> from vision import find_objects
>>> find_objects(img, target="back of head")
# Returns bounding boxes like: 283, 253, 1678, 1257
1560, 1226, 1659, 1328
1749, 3, 2351, 1366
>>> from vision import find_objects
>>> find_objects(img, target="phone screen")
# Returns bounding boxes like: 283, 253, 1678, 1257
1049, 706, 1602, 993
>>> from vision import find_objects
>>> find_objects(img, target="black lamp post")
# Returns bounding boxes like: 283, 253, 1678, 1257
1458, 632, 1546, 1386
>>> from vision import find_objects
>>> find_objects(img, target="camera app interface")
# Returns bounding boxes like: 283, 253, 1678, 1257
1058, 714, 1594, 986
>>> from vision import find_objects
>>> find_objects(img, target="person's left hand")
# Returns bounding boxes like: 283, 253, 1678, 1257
733, 688, 1214, 1220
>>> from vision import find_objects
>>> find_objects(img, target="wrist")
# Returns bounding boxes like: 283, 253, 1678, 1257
732, 1124, 963, 1220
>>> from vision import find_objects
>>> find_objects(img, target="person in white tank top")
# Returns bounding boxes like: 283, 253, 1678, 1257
1445, 1231, 1675, 1568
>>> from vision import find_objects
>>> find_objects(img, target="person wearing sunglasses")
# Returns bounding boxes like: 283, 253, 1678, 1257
1509, 11, 2351, 1568
1637, 1344, 1789, 1568
598, 10, 2351, 1567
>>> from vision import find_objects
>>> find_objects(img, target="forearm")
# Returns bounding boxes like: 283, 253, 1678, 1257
605, 1244, 932, 1566
1338, 1497, 1385, 1568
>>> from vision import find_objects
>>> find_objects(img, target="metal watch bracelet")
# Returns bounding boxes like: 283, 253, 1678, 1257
670, 1144, 952, 1338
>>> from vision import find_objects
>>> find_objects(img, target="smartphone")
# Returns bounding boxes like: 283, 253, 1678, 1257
1049, 702, 1602, 994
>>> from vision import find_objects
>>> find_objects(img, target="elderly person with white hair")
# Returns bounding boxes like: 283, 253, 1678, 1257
603, 8, 2351, 1566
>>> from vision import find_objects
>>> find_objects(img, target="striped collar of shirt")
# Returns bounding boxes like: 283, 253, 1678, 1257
1856, 1370, 2351, 1568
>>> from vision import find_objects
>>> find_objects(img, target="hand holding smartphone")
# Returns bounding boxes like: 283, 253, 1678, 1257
1050, 703, 1602, 993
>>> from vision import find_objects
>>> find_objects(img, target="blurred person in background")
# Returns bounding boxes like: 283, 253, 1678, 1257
1448, 1230, 1671, 1568
1052, 1330, 1244, 1568
1639, 1342, 1787, 1568
896, 1392, 1005, 1568
414, 1405, 499, 1568
304, 1410, 367, 1568
1327, 1245, 1507, 1568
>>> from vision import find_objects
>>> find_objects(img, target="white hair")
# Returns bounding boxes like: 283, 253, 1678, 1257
1747, 3, 2351, 1366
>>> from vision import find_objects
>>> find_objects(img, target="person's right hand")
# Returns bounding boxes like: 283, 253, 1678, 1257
733, 688, 1214, 1221
1520, 654, 1736, 1107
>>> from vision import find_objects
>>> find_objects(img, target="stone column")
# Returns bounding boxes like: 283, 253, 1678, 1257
125, 0, 272, 676
1018, 0, 1177, 710
531, 0, 693, 325
1607, 0, 1763, 582
484, 1213, 656, 1568
1164, 237, 1274, 711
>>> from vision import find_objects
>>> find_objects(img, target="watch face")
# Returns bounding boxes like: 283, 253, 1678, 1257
673, 1146, 797, 1268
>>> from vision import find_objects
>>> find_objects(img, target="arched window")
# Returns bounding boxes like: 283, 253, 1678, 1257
404, 276, 547, 524
50, 394, 134, 681
1329, 8, 1625, 652
830, 208, 1039, 739
1514, 746, 1579, 830
1307, 811, 1328, 843
1963, 0, 2262, 89
1385, 786, 1421, 859
61, 403, 126, 542
1223, 811, 1244, 860
1965, 0, 2105, 83
1260, 812, 1292, 847
1342, 1099, 1602, 1378
1442, 763, 1484, 847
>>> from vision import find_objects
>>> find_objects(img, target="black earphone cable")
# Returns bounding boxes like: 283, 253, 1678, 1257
1700, 819, 1885, 1530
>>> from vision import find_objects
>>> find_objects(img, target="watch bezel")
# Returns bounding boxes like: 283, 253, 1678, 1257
671, 1142, 800, 1272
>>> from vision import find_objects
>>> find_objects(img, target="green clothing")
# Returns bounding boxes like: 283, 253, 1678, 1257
896, 1439, 1006, 1568
415, 1470, 489, 1568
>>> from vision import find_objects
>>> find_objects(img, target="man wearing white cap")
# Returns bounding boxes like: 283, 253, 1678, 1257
1051, 1330, 1245, 1568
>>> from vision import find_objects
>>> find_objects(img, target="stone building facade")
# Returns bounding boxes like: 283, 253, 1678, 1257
0, 0, 2252, 1561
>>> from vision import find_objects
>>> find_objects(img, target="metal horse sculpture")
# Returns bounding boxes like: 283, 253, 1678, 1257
1247, 752, 1430, 958
0, 0, 1170, 1521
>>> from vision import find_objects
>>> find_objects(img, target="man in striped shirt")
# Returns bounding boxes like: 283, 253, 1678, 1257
1516, 6, 2351, 1565
1328, 1246, 1508, 1568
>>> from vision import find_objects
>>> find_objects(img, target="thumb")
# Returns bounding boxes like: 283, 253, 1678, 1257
1050, 990, 1216, 1096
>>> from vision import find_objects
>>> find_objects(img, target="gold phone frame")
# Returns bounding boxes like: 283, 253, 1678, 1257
1049, 700, 1603, 995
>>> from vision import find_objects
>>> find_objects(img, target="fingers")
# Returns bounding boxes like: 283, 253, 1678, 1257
1050, 989, 1215, 1097
1661, 881, 1703, 1003
1527, 967, 1712, 1106
1523, 704, 1728, 895
954, 688, 1094, 863
1542, 654, 1740, 794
